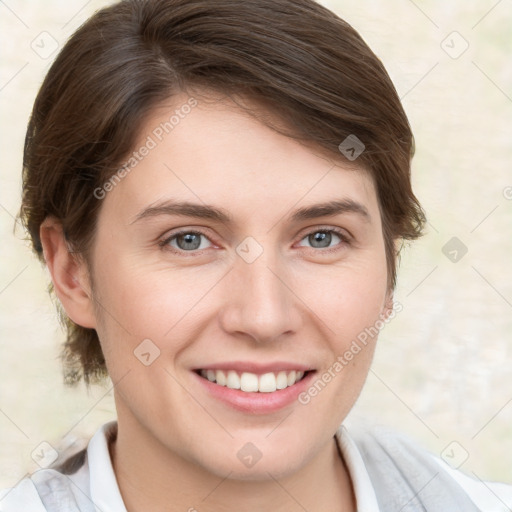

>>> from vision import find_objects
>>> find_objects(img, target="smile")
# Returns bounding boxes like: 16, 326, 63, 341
196, 369, 308, 393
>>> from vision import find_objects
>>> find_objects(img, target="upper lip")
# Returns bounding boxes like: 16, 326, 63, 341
194, 361, 314, 374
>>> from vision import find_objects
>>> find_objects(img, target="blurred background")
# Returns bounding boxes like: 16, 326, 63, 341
1, 0, 511, 489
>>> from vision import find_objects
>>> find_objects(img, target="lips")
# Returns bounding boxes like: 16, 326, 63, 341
193, 360, 315, 395
192, 365, 317, 414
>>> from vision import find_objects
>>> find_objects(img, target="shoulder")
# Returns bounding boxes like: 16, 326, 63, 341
1, 421, 119, 512
0, 477, 47, 511
429, 455, 512, 511
0, 450, 90, 512
345, 423, 512, 511
0, 423, 112, 512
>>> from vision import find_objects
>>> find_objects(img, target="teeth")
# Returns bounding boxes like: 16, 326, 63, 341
287, 370, 296, 386
276, 371, 288, 389
259, 372, 276, 392
215, 370, 227, 386
226, 370, 240, 389
199, 369, 307, 392
240, 372, 259, 392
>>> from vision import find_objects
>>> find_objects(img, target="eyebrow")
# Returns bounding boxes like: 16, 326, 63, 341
130, 201, 232, 225
289, 199, 370, 223
130, 198, 371, 225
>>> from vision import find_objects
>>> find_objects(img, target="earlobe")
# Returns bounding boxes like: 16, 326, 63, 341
40, 217, 97, 329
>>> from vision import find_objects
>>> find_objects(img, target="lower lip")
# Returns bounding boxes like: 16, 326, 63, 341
192, 370, 316, 414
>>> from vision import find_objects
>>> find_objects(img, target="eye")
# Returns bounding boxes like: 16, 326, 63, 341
297, 228, 350, 251
160, 230, 213, 253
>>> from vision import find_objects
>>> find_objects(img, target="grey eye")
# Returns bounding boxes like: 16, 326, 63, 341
298, 230, 342, 249
167, 232, 211, 251
176, 233, 202, 250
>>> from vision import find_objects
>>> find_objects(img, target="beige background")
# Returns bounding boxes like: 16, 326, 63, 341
1, 0, 511, 489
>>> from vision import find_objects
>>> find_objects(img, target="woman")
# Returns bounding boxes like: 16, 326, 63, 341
2, 0, 511, 510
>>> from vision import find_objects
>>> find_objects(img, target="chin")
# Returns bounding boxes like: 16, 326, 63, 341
193, 443, 308, 482
208, 462, 299, 482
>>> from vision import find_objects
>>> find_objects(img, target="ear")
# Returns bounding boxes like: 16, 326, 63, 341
40, 217, 97, 329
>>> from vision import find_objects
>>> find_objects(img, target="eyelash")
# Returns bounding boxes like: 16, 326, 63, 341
158, 227, 351, 256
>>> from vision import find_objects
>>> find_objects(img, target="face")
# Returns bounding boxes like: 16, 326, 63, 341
86, 91, 391, 480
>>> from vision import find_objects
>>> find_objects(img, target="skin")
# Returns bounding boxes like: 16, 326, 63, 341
41, 91, 394, 512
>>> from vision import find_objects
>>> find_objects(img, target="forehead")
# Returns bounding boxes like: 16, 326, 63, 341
102, 92, 379, 225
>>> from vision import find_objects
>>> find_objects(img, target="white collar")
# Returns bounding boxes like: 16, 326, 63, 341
84, 421, 379, 511
335, 424, 380, 511
86, 421, 127, 512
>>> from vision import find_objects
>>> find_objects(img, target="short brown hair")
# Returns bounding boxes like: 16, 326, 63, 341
19, 0, 426, 386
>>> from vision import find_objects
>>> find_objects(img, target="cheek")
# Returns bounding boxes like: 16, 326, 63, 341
297, 269, 386, 413
89, 254, 222, 359
297, 253, 388, 331
299, 252, 388, 382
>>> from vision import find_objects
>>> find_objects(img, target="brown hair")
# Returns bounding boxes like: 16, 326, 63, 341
19, 0, 426, 386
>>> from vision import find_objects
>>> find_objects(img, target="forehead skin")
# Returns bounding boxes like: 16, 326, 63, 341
93, 92, 383, 263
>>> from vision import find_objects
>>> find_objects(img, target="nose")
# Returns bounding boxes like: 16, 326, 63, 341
218, 247, 303, 344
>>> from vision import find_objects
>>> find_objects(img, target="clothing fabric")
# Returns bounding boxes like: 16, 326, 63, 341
1, 421, 511, 511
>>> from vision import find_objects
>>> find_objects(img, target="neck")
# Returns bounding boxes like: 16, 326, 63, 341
110, 417, 356, 512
